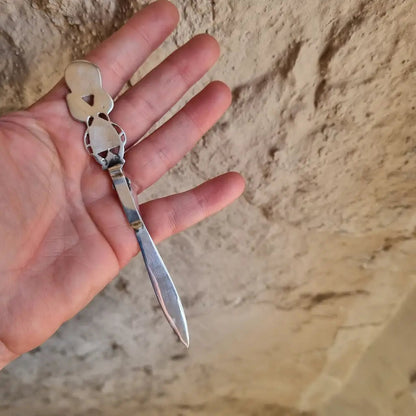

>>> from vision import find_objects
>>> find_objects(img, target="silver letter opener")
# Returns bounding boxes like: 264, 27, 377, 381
65, 60, 189, 347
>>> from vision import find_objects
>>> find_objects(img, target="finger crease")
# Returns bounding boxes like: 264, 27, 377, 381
129, 24, 153, 52
168, 58, 192, 91
155, 143, 173, 172
167, 200, 180, 235
123, 91, 158, 132
193, 190, 208, 222
182, 107, 204, 138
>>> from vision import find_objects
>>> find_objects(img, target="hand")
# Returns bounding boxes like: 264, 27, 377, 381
0, 0, 244, 368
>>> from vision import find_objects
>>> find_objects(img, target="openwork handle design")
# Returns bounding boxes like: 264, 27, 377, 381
65, 60, 126, 169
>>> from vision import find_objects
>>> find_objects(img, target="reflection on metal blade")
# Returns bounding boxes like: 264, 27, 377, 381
135, 226, 189, 347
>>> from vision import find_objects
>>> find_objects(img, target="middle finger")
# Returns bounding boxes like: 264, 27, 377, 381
111, 34, 220, 147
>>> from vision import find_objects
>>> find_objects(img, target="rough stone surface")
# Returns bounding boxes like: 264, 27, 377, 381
1, 0, 416, 415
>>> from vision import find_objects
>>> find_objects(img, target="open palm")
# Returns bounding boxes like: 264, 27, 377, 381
0, 0, 244, 368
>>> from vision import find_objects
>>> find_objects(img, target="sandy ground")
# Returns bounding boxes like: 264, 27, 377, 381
0, 0, 416, 414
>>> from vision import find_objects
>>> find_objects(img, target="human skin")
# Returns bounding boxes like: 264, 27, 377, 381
0, 0, 244, 369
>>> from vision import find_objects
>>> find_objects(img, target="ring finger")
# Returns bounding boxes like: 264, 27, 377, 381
124, 80, 231, 193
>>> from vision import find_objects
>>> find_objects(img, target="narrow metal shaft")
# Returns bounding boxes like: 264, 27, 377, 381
108, 164, 189, 347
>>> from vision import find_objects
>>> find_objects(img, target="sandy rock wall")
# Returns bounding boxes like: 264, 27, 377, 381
1, 0, 416, 415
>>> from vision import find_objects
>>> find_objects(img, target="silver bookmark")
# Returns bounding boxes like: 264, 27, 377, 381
64, 60, 189, 347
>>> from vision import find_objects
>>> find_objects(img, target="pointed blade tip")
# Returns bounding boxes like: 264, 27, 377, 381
177, 327, 190, 348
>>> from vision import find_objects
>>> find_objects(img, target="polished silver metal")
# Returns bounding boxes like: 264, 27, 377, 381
64, 60, 189, 347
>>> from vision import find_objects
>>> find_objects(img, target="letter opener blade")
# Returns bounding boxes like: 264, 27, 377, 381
64, 60, 189, 347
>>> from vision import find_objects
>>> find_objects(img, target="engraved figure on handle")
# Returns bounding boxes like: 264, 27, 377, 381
65, 60, 126, 169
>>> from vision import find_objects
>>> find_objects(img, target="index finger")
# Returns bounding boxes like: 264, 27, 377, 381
41, 0, 179, 102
